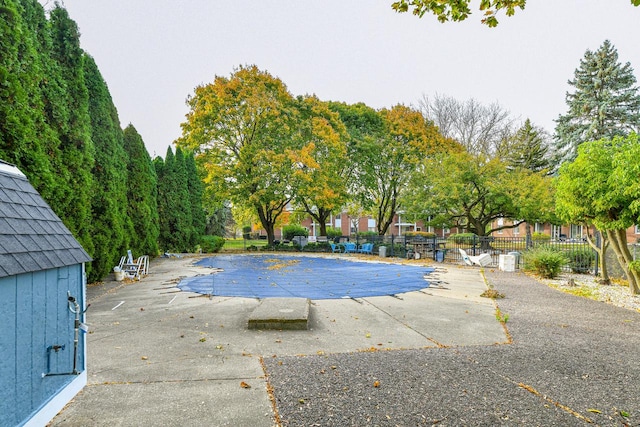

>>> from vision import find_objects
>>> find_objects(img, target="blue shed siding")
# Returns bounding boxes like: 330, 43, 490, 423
0, 264, 86, 427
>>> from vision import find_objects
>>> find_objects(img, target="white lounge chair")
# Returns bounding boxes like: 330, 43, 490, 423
458, 248, 492, 267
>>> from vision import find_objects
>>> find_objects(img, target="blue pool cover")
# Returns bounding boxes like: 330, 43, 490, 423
177, 255, 434, 299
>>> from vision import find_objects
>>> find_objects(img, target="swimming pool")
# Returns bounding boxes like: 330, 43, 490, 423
178, 254, 434, 299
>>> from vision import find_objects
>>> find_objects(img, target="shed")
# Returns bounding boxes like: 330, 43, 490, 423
0, 160, 92, 427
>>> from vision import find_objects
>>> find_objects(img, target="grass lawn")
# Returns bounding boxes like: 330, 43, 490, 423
222, 238, 268, 252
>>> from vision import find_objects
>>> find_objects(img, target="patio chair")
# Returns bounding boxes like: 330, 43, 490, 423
458, 248, 492, 267
343, 242, 357, 253
118, 250, 150, 280
330, 243, 343, 253
358, 243, 374, 254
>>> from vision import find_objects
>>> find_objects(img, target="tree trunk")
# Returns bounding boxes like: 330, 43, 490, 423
256, 206, 276, 246
303, 203, 331, 237
315, 208, 331, 237
606, 229, 640, 294
585, 228, 610, 285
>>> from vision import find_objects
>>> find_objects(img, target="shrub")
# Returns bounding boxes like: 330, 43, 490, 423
283, 224, 308, 240
532, 232, 551, 243
357, 231, 378, 239
200, 235, 225, 253
326, 226, 342, 239
523, 247, 567, 278
302, 242, 330, 252
405, 231, 436, 238
566, 248, 595, 273
448, 233, 477, 245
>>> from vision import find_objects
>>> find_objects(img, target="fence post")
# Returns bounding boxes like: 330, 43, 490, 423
472, 235, 477, 256
431, 234, 437, 261
390, 234, 395, 257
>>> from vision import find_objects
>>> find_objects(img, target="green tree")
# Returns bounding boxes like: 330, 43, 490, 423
154, 154, 170, 251
392, 0, 638, 27
83, 54, 132, 280
184, 150, 206, 246
346, 104, 456, 235
500, 119, 550, 173
123, 124, 159, 256
0, 0, 61, 203
48, 5, 96, 275
205, 203, 232, 237
156, 148, 194, 252
404, 150, 554, 239
392, 0, 525, 26
554, 40, 640, 166
176, 65, 299, 245
173, 147, 194, 250
291, 95, 349, 237
555, 134, 640, 294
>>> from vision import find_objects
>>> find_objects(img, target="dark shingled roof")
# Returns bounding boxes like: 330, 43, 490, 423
0, 160, 91, 278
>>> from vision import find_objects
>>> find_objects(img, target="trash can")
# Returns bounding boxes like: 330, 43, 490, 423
508, 251, 520, 269
379, 246, 387, 258
113, 266, 125, 281
435, 249, 445, 262
499, 254, 516, 272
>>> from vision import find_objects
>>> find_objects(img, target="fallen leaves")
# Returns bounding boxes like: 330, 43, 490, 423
240, 381, 251, 389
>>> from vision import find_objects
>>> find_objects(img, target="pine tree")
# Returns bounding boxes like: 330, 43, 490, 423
123, 124, 159, 256
505, 119, 550, 173
554, 40, 640, 165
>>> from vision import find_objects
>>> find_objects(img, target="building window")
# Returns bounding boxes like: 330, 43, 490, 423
534, 222, 544, 233
570, 224, 582, 239
513, 226, 519, 235
636, 225, 640, 234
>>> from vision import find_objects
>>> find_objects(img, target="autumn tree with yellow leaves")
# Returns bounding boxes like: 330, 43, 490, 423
177, 65, 300, 245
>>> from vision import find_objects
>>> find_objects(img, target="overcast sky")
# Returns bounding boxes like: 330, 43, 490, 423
46, 0, 640, 158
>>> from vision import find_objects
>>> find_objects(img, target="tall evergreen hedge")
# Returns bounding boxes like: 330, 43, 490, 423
124, 124, 160, 257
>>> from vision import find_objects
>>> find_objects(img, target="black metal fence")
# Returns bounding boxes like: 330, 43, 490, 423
270, 233, 640, 277
359, 234, 597, 274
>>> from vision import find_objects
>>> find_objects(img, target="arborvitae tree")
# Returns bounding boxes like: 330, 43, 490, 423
0, 0, 59, 199
83, 54, 132, 280
48, 5, 96, 273
184, 151, 206, 246
554, 40, 640, 165
172, 147, 194, 251
123, 124, 160, 256
154, 154, 170, 252
156, 148, 192, 252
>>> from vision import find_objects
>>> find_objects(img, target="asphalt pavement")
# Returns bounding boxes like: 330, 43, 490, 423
49, 254, 640, 426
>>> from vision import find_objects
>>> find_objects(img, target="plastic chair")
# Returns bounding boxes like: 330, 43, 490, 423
458, 248, 492, 267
